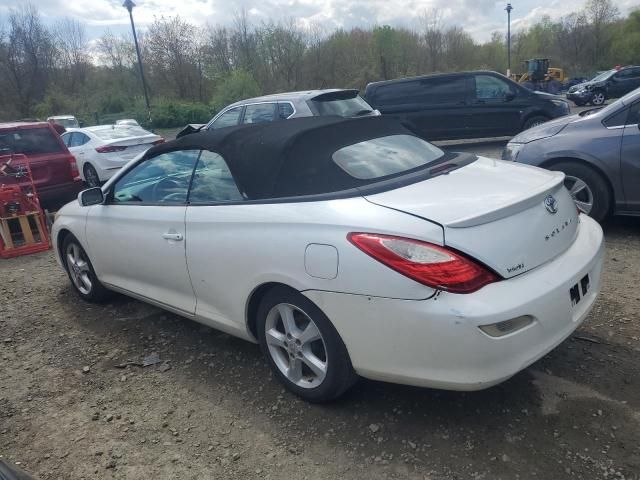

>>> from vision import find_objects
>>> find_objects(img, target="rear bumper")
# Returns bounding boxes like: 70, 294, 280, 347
304, 215, 604, 391
37, 179, 83, 205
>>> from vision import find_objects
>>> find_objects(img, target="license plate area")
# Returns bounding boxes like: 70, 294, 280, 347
570, 274, 590, 306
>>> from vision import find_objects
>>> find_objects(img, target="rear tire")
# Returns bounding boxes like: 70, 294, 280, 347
548, 161, 611, 222
62, 234, 113, 303
522, 115, 549, 131
83, 163, 101, 188
256, 286, 357, 402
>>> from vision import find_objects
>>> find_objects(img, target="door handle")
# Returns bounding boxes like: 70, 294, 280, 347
162, 232, 183, 241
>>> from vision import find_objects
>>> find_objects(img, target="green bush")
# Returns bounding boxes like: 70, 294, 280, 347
211, 70, 261, 111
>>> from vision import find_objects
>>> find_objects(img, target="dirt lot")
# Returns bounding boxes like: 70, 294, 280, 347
2, 137, 640, 479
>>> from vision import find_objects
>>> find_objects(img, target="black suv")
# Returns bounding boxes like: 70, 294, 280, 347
567, 66, 640, 106
363, 71, 570, 141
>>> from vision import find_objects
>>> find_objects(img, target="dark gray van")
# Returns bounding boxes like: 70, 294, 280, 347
364, 71, 571, 141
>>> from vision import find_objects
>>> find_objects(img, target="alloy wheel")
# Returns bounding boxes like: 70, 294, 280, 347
564, 175, 594, 215
264, 303, 328, 389
65, 242, 93, 295
591, 92, 605, 105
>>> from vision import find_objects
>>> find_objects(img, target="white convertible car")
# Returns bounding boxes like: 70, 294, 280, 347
53, 116, 604, 402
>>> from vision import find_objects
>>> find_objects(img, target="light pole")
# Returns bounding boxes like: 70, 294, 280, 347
123, 0, 151, 124
505, 3, 513, 78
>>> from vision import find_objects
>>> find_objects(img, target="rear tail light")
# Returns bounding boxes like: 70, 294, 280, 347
96, 145, 127, 153
347, 233, 499, 294
152, 138, 165, 145
69, 155, 80, 180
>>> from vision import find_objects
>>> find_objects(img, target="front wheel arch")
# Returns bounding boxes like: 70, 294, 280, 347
540, 158, 614, 220
521, 113, 550, 131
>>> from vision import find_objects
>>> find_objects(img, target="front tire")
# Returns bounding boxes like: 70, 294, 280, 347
257, 286, 356, 402
62, 234, 113, 303
590, 90, 606, 106
549, 161, 611, 222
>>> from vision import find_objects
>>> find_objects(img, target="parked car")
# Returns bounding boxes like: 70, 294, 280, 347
363, 71, 570, 141
0, 122, 82, 205
53, 116, 604, 402
176, 89, 379, 138
61, 125, 164, 187
47, 115, 80, 129
561, 76, 589, 93
115, 119, 140, 127
502, 87, 640, 222
566, 66, 640, 106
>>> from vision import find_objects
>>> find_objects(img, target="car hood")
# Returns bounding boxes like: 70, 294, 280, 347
365, 157, 579, 278
532, 91, 564, 101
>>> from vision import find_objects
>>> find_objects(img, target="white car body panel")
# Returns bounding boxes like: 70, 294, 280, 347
62, 127, 161, 183
52, 153, 605, 391
366, 157, 579, 278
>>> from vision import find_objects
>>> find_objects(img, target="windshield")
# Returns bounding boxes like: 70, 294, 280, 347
0, 127, 63, 155
92, 126, 152, 140
333, 134, 445, 180
309, 95, 375, 117
594, 88, 640, 117
591, 70, 615, 82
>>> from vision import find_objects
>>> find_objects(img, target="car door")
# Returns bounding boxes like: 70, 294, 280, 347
620, 101, 640, 211
608, 70, 635, 98
468, 74, 524, 137
85, 149, 200, 314
184, 150, 248, 333
375, 76, 471, 140
241, 103, 277, 124
67, 132, 92, 171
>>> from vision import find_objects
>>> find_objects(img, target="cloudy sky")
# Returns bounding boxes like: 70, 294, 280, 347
0, 0, 638, 43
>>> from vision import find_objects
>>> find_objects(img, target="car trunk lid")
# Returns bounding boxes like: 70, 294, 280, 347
364, 157, 580, 279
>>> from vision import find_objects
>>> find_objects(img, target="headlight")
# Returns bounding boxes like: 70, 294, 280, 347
502, 143, 523, 162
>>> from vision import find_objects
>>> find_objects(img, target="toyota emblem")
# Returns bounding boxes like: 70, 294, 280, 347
544, 195, 558, 214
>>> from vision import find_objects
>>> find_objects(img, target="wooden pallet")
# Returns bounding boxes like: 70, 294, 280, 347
0, 211, 50, 259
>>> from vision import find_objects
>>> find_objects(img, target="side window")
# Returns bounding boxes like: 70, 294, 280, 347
418, 76, 469, 105
111, 150, 199, 204
603, 107, 629, 127
242, 103, 275, 124
374, 80, 424, 106
626, 102, 640, 126
188, 150, 244, 203
475, 75, 513, 100
278, 102, 295, 119
69, 132, 89, 147
211, 107, 242, 129
61, 133, 72, 147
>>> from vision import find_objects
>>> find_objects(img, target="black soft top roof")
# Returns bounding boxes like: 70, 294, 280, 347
147, 116, 455, 200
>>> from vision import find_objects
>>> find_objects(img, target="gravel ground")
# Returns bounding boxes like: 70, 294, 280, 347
2, 126, 640, 479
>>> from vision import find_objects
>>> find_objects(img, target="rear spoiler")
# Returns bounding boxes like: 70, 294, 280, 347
310, 89, 360, 102
176, 123, 206, 139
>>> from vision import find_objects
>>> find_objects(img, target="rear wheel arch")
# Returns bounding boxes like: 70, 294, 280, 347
246, 282, 299, 340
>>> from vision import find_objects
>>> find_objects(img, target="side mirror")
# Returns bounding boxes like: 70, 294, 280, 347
78, 187, 104, 207
505, 92, 516, 102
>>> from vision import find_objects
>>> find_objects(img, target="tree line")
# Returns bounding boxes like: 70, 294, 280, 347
0, 0, 633, 127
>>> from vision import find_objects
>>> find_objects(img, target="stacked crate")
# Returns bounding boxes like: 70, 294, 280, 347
0, 154, 50, 259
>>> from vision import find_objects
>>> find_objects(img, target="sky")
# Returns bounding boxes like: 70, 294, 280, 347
0, 0, 638, 43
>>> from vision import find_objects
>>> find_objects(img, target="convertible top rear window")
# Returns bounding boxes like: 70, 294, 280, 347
332, 135, 444, 180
